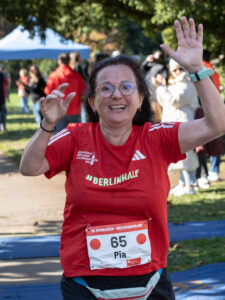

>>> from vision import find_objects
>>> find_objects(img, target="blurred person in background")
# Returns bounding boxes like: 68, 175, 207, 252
142, 53, 156, 74
143, 50, 168, 122
155, 59, 199, 196
0, 67, 5, 131
0, 66, 8, 132
69, 51, 88, 82
19, 65, 46, 124
194, 105, 210, 189
16, 69, 30, 114
45, 53, 86, 132
69, 51, 88, 122
203, 49, 223, 182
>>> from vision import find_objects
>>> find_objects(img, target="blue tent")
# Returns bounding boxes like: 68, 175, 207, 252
0, 26, 90, 60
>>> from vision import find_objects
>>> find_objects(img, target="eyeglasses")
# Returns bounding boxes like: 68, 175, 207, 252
96, 81, 135, 98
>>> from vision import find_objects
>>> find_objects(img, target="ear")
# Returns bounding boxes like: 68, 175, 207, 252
88, 97, 96, 112
139, 94, 144, 108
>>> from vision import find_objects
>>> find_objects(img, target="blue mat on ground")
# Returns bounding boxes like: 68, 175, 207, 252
0, 220, 225, 259
0, 263, 224, 299
0, 283, 62, 300
170, 263, 225, 299
168, 220, 225, 242
0, 235, 60, 259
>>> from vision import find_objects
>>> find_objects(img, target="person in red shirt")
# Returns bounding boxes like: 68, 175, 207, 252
20, 17, 225, 300
16, 69, 30, 114
44, 53, 86, 133
203, 49, 220, 93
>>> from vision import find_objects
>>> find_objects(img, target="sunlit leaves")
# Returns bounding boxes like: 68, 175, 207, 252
0, 0, 224, 62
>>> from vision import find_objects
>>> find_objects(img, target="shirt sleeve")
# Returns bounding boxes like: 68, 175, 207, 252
148, 122, 186, 164
44, 127, 75, 179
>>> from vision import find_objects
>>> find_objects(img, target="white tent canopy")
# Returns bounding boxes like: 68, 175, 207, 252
0, 26, 90, 60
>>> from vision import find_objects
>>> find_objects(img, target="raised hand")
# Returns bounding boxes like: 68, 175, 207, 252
40, 83, 75, 126
160, 17, 204, 73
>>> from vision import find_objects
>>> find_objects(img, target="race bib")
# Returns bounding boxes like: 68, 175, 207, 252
86, 220, 151, 270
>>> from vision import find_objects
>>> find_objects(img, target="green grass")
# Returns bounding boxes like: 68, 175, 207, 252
1, 89, 225, 272
168, 179, 225, 222
0, 90, 38, 163
168, 237, 225, 272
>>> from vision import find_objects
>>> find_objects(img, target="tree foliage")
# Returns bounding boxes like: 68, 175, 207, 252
0, 0, 224, 62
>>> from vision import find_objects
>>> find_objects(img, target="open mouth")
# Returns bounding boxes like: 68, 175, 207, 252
109, 105, 126, 110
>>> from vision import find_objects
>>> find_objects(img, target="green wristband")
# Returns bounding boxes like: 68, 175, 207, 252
189, 67, 214, 82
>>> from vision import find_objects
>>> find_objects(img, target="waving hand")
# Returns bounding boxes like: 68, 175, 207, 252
40, 83, 75, 126
160, 17, 204, 73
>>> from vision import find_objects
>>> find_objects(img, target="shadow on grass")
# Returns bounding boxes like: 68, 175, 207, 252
168, 197, 225, 222
198, 179, 225, 194
0, 128, 36, 140
0, 148, 22, 166
7, 116, 35, 124
7, 107, 21, 114
198, 185, 225, 194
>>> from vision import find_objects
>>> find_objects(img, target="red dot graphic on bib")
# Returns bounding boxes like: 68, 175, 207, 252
136, 233, 146, 244
90, 238, 101, 250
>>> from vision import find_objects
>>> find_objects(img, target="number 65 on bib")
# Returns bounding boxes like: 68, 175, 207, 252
86, 220, 151, 270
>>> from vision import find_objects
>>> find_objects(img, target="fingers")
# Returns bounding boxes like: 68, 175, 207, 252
45, 94, 61, 101
51, 89, 64, 99
174, 19, 184, 41
39, 97, 46, 106
197, 23, 203, 43
64, 92, 76, 107
46, 89, 66, 102
181, 16, 190, 39
188, 18, 197, 39
160, 44, 175, 58
178, 16, 201, 41
57, 83, 69, 92
44, 89, 75, 105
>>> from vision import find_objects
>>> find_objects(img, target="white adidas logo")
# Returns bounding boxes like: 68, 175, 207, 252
132, 150, 146, 161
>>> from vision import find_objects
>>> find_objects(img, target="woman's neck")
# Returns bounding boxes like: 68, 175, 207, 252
99, 122, 132, 146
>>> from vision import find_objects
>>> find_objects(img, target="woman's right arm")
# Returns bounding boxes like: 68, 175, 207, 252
19, 83, 75, 176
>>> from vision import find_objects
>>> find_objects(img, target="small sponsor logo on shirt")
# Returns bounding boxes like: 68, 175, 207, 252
132, 150, 146, 161
76, 151, 98, 165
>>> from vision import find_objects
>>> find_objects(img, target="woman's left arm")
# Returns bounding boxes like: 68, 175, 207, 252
161, 17, 225, 154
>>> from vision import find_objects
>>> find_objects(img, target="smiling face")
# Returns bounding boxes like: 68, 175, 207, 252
88, 64, 143, 128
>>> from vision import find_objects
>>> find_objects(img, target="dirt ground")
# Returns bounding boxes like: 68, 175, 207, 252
0, 151, 66, 236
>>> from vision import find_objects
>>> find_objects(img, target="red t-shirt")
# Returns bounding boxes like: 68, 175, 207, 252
45, 122, 185, 277
44, 64, 86, 115
18, 75, 29, 91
